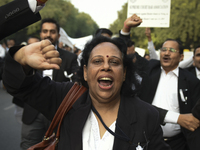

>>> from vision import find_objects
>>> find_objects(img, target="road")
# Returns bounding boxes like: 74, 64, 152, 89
0, 83, 21, 150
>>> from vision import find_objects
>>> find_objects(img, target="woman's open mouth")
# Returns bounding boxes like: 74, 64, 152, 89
98, 77, 113, 89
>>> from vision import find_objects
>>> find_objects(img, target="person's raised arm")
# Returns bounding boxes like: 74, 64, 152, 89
145, 27, 152, 42
119, 14, 143, 44
13, 39, 62, 74
145, 27, 159, 60
122, 14, 142, 33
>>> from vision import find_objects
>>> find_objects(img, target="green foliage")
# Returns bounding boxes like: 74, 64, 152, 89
29, 0, 99, 38
0, 0, 12, 6
109, 0, 200, 50
1, 0, 99, 42
110, 3, 128, 34
73, 12, 98, 37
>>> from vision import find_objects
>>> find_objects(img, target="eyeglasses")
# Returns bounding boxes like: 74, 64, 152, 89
160, 47, 179, 53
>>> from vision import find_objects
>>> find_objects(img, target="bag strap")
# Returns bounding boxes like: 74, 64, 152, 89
44, 84, 79, 137
56, 85, 87, 138
44, 83, 87, 139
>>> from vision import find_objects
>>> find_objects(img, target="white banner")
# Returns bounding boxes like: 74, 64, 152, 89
59, 27, 93, 50
127, 0, 171, 28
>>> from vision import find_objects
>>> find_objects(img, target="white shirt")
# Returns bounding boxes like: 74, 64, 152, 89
0, 44, 5, 58
195, 67, 200, 80
148, 41, 159, 60
152, 67, 181, 137
43, 70, 53, 79
28, 0, 44, 14
82, 110, 116, 150
77, 52, 83, 66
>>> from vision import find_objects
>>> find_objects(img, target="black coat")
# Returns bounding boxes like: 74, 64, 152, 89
23, 47, 78, 124
186, 66, 197, 78
186, 66, 200, 120
3, 49, 170, 150
9, 46, 78, 125
0, 0, 41, 40
139, 59, 200, 122
119, 30, 200, 149
53, 47, 78, 82
138, 59, 200, 149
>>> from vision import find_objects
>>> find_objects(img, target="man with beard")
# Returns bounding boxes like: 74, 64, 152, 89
20, 18, 78, 150
39, 18, 78, 82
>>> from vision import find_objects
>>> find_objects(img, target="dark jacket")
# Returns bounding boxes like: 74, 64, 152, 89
119, 30, 200, 149
53, 47, 78, 82
0, 0, 41, 40
139, 59, 200, 122
186, 66, 197, 78
22, 47, 78, 125
10, 45, 78, 125
186, 66, 200, 120
138, 59, 200, 149
3, 47, 170, 150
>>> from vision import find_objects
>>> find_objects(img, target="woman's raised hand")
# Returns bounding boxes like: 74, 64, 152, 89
14, 39, 62, 70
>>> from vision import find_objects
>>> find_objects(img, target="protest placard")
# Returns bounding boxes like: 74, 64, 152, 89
127, 0, 171, 27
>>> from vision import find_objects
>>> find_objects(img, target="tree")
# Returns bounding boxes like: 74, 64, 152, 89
109, 3, 127, 34
109, 0, 200, 50
0, 0, 12, 6
154, 0, 200, 48
73, 12, 99, 37
28, 0, 99, 38
1, 0, 99, 43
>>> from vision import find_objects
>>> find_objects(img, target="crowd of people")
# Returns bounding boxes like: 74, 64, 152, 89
1, 0, 200, 150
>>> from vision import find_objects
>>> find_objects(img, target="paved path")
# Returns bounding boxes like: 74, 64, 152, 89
0, 83, 21, 150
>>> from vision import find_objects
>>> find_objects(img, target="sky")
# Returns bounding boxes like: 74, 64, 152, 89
70, 0, 128, 28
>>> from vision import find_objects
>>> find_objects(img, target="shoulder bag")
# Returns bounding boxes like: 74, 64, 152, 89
27, 83, 87, 150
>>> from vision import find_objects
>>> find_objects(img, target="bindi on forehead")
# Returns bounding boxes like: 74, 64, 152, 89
106, 55, 109, 58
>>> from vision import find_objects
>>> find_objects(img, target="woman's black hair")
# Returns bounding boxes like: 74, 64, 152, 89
77, 36, 140, 97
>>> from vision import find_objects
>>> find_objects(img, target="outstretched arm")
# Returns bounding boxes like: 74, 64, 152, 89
2, 40, 68, 121
13, 39, 62, 73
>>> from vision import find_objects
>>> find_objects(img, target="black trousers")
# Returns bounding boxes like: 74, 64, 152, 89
164, 133, 188, 150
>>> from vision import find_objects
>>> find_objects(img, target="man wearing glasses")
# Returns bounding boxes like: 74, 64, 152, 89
120, 14, 200, 150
